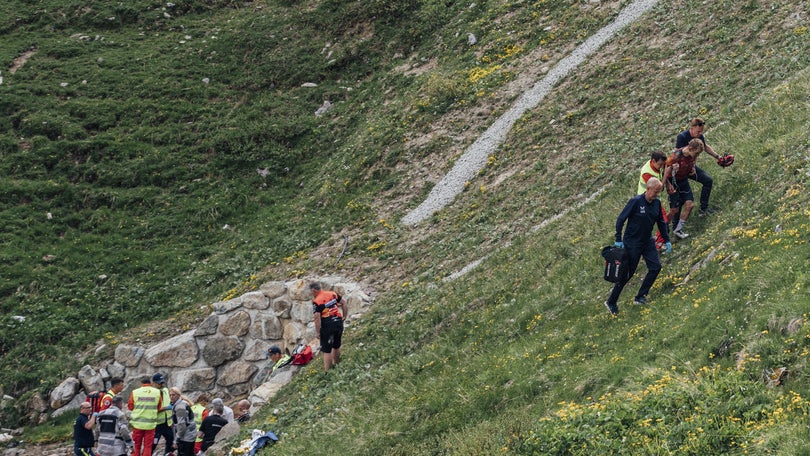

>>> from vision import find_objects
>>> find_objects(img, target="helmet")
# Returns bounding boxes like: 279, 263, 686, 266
717, 154, 735, 167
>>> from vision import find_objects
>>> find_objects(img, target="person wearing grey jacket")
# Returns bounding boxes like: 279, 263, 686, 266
169, 387, 197, 456
96, 396, 133, 456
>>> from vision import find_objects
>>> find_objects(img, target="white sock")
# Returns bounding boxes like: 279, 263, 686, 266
676, 220, 686, 231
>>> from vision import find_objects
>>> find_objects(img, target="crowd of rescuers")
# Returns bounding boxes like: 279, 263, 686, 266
73, 281, 350, 455
604, 117, 732, 316
74, 375, 251, 456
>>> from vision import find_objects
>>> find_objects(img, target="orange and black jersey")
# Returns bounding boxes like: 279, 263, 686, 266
312, 290, 343, 319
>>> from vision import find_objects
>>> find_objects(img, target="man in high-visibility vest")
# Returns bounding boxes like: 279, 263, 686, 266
99, 378, 125, 412
190, 394, 210, 455
127, 376, 162, 456
150, 373, 174, 456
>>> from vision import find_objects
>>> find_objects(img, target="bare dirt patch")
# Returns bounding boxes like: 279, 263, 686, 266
9, 48, 37, 74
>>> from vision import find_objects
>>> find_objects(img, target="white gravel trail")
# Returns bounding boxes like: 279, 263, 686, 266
401, 0, 660, 225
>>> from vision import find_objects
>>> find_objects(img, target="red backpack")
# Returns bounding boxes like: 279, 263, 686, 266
86, 391, 104, 413
291, 344, 313, 365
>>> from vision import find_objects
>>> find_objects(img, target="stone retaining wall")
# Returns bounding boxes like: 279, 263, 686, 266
44, 276, 371, 422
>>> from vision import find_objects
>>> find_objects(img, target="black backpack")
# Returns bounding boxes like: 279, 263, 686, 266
601, 246, 629, 283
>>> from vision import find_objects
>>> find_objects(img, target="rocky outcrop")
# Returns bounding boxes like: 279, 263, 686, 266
41, 277, 372, 420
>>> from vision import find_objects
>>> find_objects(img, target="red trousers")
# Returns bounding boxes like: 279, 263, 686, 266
131, 428, 155, 456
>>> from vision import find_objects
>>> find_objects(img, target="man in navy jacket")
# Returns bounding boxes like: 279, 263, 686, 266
605, 178, 671, 315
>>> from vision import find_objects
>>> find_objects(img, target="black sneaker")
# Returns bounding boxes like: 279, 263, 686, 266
633, 296, 648, 305
698, 207, 716, 217
604, 301, 619, 316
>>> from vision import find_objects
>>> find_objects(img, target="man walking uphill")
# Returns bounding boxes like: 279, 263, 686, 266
311, 281, 347, 371
604, 178, 671, 316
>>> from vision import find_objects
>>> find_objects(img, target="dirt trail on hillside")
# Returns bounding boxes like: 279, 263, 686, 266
401, 0, 660, 225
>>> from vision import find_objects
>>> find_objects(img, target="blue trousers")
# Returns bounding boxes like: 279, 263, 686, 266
606, 238, 661, 306
689, 165, 713, 211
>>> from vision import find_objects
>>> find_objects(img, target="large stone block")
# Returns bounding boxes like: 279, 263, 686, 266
50, 377, 80, 410
290, 300, 313, 324
249, 312, 283, 340
145, 332, 198, 368
243, 340, 273, 362
114, 344, 144, 367
201, 336, 244, 367
171, 367, 216, 392
105, 362, 126, 380
78, 365, 104, 393
216, 361, 258, 387
287, 279, 311, 301
219, 310, 251, 337
195, 314, 219, 337
212, 297, 242, 314
241, 291, 269, 310
282, 320, 309, 346
259, 281, 287, 299
271, 295, 292, 319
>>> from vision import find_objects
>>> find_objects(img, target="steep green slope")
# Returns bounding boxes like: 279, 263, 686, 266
0, 0, 650, 397
259, 63, 810, 455
2, 0, 810, 453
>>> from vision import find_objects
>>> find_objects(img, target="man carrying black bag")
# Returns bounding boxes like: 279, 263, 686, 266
605, 178, 671, 315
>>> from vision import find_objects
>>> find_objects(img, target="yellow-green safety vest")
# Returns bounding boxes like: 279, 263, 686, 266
130, 385, 161, 430
637, 160, 664, 195
191, 403, 206, 443
157, 386, 171, 424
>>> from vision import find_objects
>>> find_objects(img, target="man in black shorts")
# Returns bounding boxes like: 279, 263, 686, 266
310, 281, 347, 371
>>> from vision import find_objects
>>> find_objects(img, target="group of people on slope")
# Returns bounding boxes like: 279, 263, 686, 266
74, 281, 348, 456
605, 118, 730, 315
74, 374, 251, 456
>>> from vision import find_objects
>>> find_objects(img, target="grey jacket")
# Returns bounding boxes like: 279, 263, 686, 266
96, 405, 132, 456
172, 399, 198, 443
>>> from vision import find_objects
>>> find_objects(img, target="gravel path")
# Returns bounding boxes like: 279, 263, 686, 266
401, 0, 660, 225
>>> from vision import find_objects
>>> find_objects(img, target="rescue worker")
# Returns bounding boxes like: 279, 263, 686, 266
637, 150, 669, 250
97, 395, 133, 456
310, 281, 348, 371
127, 376, 162, 456
150, 373, 174, 456
99, 378, 125, 412
73, 401, 97, 456
190, 394, 210, 455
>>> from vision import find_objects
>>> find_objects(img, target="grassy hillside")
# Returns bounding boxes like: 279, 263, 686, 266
3, 0, 810, 453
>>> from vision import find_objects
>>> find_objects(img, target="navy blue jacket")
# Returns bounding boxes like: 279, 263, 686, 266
675, 129, 707, 149
615, 194, 670, 247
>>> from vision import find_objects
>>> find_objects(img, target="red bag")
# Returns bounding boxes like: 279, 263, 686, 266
86, 391, 104, 413
291, 344, 313, 365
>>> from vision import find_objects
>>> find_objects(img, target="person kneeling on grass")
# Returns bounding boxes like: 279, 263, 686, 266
604, 177, 671, 316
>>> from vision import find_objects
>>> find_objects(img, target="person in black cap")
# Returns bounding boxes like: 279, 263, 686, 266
268, 346, 292, 375
150, 373, 174, 456
254, 345, 292, 385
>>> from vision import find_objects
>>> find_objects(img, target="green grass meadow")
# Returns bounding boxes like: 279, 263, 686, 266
2, 0, 810, 453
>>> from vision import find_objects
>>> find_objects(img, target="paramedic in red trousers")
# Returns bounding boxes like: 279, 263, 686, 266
310, 281, 347, 371
604, 178, 671, 316
128, 376, 163, 456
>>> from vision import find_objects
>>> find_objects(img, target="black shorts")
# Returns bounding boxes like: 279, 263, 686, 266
668, 179, 694, 209
320, 317, 343, 353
